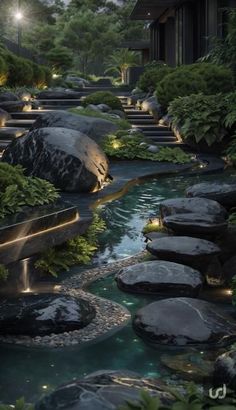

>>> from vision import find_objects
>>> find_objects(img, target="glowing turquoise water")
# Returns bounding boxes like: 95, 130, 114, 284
0, 171, 236, 403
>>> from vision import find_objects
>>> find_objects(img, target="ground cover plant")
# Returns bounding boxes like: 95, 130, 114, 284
70, 107, 130, 130
0, 163, 59, 220
35, 212, 106, 277
82, 91, 123, 110
102, 133, 192, 164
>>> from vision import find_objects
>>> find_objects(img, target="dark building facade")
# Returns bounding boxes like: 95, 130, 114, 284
131, 0, 236, 66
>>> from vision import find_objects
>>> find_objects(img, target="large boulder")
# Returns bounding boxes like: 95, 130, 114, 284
146, 236, 220, 272
133, 298, 236, 347
214, 350, 236, 390
141, 96, 162, 121
2, 127, 109, 192
186, 183, 236, 209
31, 110, 118, 144
160, 197, 227, 220
37, 90, 81, 99
0, 108, 11, 127
163, 213, 227, 236
0, 91, 19, 102
35, 370, 171, 410
116, 261, 203, 297
0, 101, 27, 113
0, 293, 95, 336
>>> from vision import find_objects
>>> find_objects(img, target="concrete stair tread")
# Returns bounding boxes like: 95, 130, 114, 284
5, 120, 34, 128
0, 127, 26, 137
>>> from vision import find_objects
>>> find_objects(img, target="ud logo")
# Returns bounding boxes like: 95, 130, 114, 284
209, 384, 227, 400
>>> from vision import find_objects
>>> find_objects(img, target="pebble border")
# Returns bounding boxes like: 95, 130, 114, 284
0, 251, 146, 348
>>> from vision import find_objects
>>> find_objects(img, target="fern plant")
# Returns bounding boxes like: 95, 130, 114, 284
35, 212, 106, 277
0, 163, 59, 219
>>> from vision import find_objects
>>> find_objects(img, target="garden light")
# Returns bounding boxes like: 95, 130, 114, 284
15, 11, 23, 20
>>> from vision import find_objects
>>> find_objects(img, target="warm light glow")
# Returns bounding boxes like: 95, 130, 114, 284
112, 141, 121, 149
42, 385, 48, 390
15, 11, 23, 21
52, 73, 60, 79
225, 289, 233, 296
0, 212, 79, 249
149, 217, 161, 227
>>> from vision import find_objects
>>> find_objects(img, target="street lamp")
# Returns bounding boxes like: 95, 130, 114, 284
15, 1, 23, 55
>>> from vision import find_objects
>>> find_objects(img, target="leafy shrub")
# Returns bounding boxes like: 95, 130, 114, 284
0, 264, 9, 282
229, 211, 236, 225
82, 91, 123, 110
41, 66, 52, 86
0, 397, 34, 410
32, 64, 46, 88
0, 163, 59, 219
35, 212, 106, 277
137, 66, 173, 92
102, 134, 192, 163
188, 63, 234, 95
0, 56, 8, 86
168, 94, 227, 146
156, 70, 206, 110
6, 54, 34, 87
70, 107, 130, 130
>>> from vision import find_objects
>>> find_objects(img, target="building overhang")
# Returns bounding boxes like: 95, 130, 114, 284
130, 0, 184, 20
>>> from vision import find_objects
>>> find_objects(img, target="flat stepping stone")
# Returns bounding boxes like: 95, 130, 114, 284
0, 293, 95, 336
163, 213, 227, 236
133, 298, 236, 347
116, 261, 203, 297
160, 197, 227, 220
186, 182, 236, 208
146, 236, 220, 272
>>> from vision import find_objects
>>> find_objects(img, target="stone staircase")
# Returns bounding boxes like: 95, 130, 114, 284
119, 96, 182, 147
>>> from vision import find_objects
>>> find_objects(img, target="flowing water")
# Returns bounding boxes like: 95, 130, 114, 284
0, 170, 236, 403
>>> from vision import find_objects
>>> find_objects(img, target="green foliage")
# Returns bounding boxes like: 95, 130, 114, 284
156, 69, 206, 110
142, 221, 166, 235
0, 163, 59, 220
168, 94, 227, 147
6, 54, 34, 87
35, 212, 106, 277
82, 91, 123, 110
46, 46, 74, 73
0, 55, 8, 86
102, 134, 192, 164
188, 63, 234, 95
0, 397, 34, 410
119, 384, 236, 410
70, 107, 130, 130
0, 264, 9, 282
137, 66, 173, 92
105, 48, 139, 83
32, 64, 46, 88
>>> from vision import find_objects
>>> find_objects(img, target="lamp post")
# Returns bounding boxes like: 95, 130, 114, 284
15, 0, 23, 56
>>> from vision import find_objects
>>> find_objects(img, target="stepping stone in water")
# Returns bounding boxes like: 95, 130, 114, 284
133, 297, 236, 347
0, 293, 95, 336
186, 182, 236, 209
146, 236, 220, 272
163, 213, 227, 236
116, 261, 203, 297
160, 197, 227, 220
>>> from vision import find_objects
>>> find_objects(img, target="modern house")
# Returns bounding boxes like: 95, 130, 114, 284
130, 0, 236, 67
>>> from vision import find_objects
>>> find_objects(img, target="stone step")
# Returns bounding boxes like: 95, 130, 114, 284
126, 115, 153, 120
10, 110, 51, 120
36, 99, 82, 106
123, 105, 135, 109
145, 136, 177, 143
0, 127, 26, 138
142, 130, 174, 136
5, 119, 35, 129
130, 119, 157, 125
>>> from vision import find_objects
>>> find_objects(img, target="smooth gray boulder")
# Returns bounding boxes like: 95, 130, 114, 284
0, 101, 27, 112
214, 350, 236, 390
0, 91, 19, 102
116, 261, 203, 297
0, 293, 95, 336
186, 183, 236, 208
141, 96, 162, 121
35, 370, 171, 410
133, 298, 236, 347
30, 110, 118, 143
37, 90, 81, 99
163, 213, 227, 236
0, 108, 11, 127
146, 236, 221, 272
160, 197, 227, 220
2, 127, 109, 192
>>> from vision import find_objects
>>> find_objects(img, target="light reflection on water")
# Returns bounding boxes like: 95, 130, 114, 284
0, 171, 236, 403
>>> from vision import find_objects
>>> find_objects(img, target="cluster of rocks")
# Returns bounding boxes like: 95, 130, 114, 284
114, 182, 236, 389
128, 90, 162, 122
0, 91, 32, 113
2, 107, 120, 192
